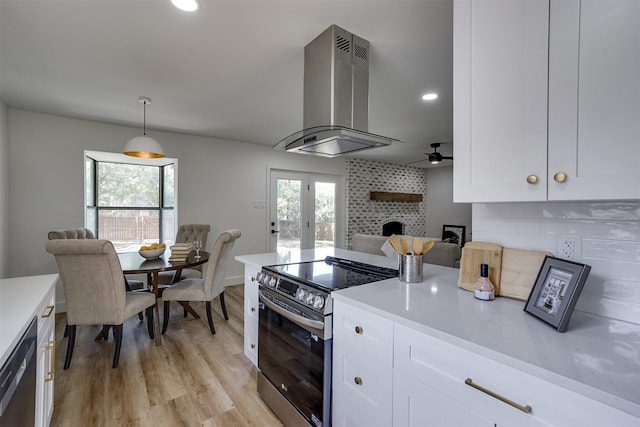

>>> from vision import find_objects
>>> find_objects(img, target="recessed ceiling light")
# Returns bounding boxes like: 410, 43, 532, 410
171, 0, 198, 12
422, 93, 438, 101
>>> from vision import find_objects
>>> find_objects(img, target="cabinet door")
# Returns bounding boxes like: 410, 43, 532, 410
393, 370, 494, 427
454, 0, 549, 202
548, 0, 640, 200
243, 265, 260, 367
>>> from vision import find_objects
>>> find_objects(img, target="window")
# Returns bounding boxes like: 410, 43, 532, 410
84, 151, 178, 252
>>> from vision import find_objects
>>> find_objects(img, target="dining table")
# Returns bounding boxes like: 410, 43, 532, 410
117, 250, 210, 345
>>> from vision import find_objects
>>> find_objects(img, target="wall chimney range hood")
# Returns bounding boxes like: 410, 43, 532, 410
274, 24, 400, 157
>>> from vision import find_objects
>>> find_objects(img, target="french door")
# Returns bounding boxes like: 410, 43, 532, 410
269, 171, 343, 251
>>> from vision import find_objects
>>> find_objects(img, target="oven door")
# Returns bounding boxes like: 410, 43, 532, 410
258, 288, 331, 427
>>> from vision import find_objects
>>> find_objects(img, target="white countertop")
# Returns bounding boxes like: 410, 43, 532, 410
333, 264, 640, 418
0, 274, 58, 367
237, 248, 640, 418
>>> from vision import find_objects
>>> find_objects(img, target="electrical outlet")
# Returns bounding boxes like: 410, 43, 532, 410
557, 234, 582, 260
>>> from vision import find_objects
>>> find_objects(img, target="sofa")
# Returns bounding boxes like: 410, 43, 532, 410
351, 233, 461, 268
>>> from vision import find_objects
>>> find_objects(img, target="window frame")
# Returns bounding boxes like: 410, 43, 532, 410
84, 150, 178, 252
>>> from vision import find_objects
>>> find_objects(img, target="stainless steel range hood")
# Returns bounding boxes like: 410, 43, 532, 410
274, 25, 400, 157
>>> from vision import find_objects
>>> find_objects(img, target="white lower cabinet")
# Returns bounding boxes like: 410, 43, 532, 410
393, 369, 494, 427
243, 264, 260, 367
332, 300, 393, 427
333, 299, 639, 427
35, 284, 55, 427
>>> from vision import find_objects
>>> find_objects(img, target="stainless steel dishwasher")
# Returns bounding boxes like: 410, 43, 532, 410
0, 317, 37, 427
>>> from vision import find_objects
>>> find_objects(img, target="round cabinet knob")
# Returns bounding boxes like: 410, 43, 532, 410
250, 307, 256, 312
313, 295, 325, 309
250, 344, 255, 349
526, 175, 538, 184
354, 377, 363, 385
251, 276, 256, 282
355, 326, 363, 334
554, 172, 567, 183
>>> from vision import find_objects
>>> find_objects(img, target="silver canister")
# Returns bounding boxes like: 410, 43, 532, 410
398, 254, 423, 283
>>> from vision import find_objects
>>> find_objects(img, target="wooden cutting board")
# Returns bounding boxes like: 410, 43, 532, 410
500, 248, 551, 301
457, 242, 503, 295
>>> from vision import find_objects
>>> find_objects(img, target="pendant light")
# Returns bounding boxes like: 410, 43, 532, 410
123, 96, 165, 158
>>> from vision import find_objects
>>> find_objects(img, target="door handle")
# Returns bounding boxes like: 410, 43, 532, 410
271, 229, 280, 234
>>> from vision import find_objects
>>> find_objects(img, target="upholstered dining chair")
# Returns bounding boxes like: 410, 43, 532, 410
157, 223, 211, 286
48, 227, 145, 322
162, 229, 241, 335
46, 239, 156, 369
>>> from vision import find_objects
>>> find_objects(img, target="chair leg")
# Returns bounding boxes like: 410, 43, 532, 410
146, 306, 155, 339
64, 323, 69, 337
162, 300, 171, 335
63, 325, 76, 370
112, 324, 123, 368
220, 292, 229, 320
206, 301, 216, 334
183, 307, 188, 318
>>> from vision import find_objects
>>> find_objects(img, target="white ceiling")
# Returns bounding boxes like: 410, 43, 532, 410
0, 0, 453, 167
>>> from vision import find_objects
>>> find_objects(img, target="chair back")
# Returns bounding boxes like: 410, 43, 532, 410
45, 239, 127, 325
203, 229, 241, 299
175, 224, 211, 247
423, 241, 461, 268
48, 228, 95, 240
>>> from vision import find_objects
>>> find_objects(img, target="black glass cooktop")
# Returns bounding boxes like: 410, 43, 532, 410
264, 256, 398, 291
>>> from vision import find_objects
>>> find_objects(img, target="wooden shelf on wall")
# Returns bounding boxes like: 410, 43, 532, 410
370, 191, 423, 202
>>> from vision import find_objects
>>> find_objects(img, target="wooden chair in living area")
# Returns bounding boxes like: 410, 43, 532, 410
162, 229, 241, 335
46, 239, 156, 369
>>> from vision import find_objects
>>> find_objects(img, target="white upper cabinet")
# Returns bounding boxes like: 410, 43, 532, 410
454, 0, 640, 202
548, 0, 640, 200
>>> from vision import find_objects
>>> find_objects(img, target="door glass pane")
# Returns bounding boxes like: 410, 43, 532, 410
315, 182, 335, 248
276, 178, 302, 250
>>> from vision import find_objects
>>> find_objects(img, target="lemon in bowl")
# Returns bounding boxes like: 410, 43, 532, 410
139, 243, 166, 259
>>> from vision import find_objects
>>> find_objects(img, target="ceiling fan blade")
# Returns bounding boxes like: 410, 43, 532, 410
405, 158, 428, 166
442, 156, 454, 160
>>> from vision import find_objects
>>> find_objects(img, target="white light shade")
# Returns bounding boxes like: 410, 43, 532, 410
171, 0, 198, 12
422, 93, 438, 101
124, 135, 165, 158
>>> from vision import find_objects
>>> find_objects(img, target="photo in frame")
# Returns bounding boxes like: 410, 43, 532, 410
524, 256, 591, 333
442, 224, 466, 248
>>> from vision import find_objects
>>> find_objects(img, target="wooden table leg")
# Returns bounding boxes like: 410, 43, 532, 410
177, 301, 200, 319
151, 272, 162, 346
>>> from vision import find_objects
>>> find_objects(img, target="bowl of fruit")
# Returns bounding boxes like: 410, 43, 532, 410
138, 243, 166, 259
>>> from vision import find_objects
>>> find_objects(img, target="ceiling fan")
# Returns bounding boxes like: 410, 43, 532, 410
406, 142, 453, 166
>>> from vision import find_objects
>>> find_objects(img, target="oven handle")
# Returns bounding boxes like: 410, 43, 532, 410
259, 291, 325, 332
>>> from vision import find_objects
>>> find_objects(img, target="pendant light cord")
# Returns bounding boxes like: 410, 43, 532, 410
143, 101, 147, 136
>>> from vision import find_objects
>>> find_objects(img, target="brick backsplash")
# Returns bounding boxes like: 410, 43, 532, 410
346, 158, 427, 248
472, 201, 640, 325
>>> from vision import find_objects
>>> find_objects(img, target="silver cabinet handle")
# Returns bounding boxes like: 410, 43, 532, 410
465, 378, 531, 414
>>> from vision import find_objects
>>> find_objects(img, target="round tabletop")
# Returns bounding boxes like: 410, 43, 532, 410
118, 250, 210, 274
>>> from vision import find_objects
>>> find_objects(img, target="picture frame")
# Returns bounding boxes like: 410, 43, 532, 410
524, 256, 591, 333
442, 224, 466, 248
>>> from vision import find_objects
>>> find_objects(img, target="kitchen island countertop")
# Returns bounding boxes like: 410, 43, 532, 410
333, 262, 640, 419
236, 247, 640, 418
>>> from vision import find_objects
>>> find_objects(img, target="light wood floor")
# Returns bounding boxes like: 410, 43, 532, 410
51, 284, 284, 427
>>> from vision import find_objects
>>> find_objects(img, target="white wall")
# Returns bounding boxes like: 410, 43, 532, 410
473, 202, 640, 325
7, 109, 346, 304
425, 166, 472, 242
0, 102, 8, 278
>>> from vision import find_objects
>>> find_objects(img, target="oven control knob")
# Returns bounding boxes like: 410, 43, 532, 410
257, 272, 265, 284
313, 295, 325, 309
295, 288, 306, 301
268, 277, 277, 287
305, 292, 316, 305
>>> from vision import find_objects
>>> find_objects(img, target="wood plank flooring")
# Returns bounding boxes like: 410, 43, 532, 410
50, 284, 284, 427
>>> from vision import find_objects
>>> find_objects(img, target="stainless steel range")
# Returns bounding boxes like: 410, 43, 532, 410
256, 256, 398, 427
